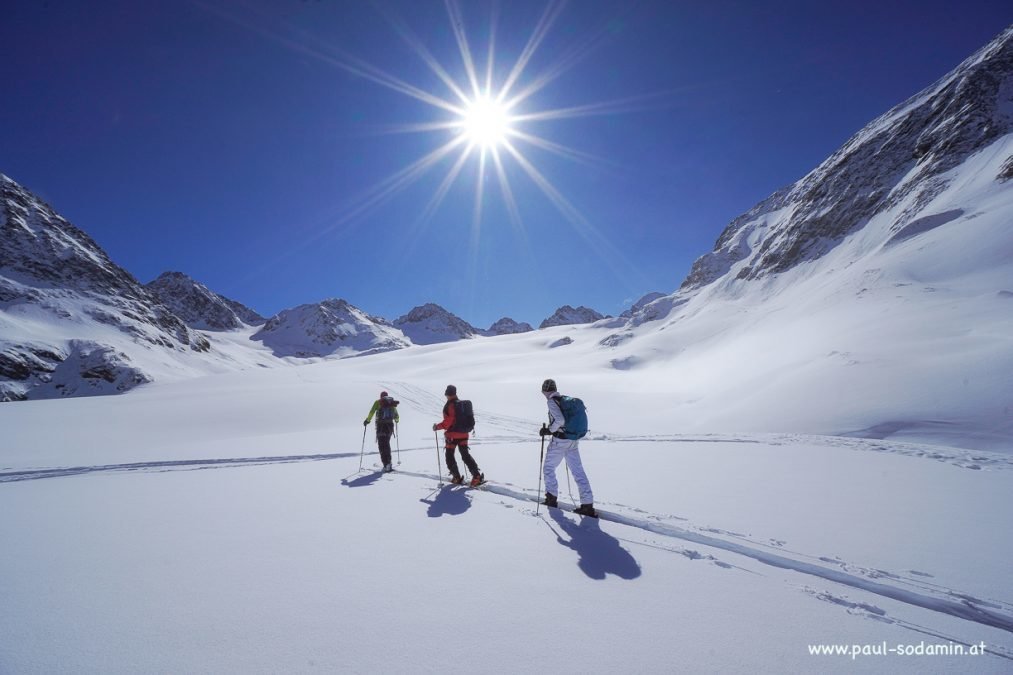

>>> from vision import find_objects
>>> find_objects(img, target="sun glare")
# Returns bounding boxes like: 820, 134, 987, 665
220, 0, 649, 286
461, 95, 511, 148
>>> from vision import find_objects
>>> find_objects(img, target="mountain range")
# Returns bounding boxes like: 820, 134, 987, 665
2, 25, 1012, 429
0, 176, 609, 400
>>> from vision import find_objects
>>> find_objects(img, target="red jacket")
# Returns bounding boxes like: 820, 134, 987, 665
435, 397, 469, 440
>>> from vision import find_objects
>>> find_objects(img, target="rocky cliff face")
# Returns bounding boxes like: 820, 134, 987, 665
0, 174, 209, 400
680, 26, 1013, 293
393, 303, 479, 345
146, 271, 265, 331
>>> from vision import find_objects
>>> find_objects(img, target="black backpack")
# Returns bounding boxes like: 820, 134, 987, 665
449, 399, 475, 433
378, 396, 399, 422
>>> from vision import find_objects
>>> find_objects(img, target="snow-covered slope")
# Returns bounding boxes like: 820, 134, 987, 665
252, 298, 410, 358
146, 271, 265, 330
484, 316, 534, 335
1, 352, 1011, 673
539, 304, 607, 328
393, 303, 480, 344
0, 174, 213, 401
682, 25, 1013, 290
3, 27, 1013, 675
603, 26, 1013, 450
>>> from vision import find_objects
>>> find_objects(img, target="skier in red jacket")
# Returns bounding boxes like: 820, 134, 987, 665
433, 384, 484, 486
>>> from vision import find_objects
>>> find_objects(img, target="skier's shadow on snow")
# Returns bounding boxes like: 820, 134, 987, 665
420, 485, 471, 517
546, 507, 641, 581
340, 471, 383, 488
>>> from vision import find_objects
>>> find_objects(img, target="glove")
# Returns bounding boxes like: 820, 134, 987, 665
552, 430, 567, 439
432, 423, 439, 431
539, 427, 551, 437
363, 420, 369, 427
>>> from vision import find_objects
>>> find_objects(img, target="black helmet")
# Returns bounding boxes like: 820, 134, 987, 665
541, 378, 557, 392
445, 384, 457, 396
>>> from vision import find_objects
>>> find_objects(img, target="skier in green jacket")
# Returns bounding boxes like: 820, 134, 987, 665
364, 391, 399, 472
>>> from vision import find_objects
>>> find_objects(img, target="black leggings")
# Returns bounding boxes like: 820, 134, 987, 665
376, 422, 394, 466
445, 438, 479, 478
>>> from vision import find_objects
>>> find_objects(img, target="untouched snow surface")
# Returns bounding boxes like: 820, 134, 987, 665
2, 345, 1012, 674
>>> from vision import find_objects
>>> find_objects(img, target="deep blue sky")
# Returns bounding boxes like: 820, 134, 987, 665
2, 1, 1010, 327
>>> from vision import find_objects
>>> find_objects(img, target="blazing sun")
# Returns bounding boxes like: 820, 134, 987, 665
205, 0, 653, 283
460, 95, 513, 149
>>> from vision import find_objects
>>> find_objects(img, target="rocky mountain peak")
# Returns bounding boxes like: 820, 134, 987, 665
393, 303, 479, 345
146, 271, 265, 331
681, 25, 1013, 291
252, 298, 408, 358
485, 317, 534, 336
539, 305, 606, 329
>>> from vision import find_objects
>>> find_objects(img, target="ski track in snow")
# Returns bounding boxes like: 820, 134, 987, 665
4, 438, 1013, 647
386, 468, 1013, 639
0, 452, 365, 482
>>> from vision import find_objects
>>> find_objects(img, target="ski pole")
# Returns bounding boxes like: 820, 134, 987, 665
358, 425, 367, 471
435, 430, 443, 487
565, 463, 576, 508
536, 425, 546, 516
395, 421, 401, 465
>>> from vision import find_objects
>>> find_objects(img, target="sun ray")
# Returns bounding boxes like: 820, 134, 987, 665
501, 8, 629, 110
397, 142, 475, 262
485, 1, 499, 94
496, 0, 568, 104
361, 120, 465, 136
472, 148, 488, 246
232, 135, 469, 287
374, 3, 472, 107
391, 141, 478, 267
320, 46, 465, 116
195, 1, 464, 116
490, 146, 530, 250
444, 0, 483, 98
466, 147, 488, 293
208, 0, 656, 299
323, 135, 470, 238
509, 91, 676, 123
501, 140, 650, 291
417, 143, 475, 229
506, 128, 609, 168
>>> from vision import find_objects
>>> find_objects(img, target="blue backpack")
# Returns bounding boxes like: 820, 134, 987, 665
555, 395, 588, 440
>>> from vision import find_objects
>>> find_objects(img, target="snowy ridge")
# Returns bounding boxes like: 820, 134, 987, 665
484, 316, 534, 336
252, 298, 409, 358
393, 302, 479, 344
620, 291, 666, 318
539, 304, 607, 328
596, 27, 1013, 450
0, 174, 213, 400
681, 25, 1013, 290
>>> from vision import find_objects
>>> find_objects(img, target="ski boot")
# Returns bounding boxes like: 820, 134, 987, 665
574, 503, 598, 518
542, 492, 558, 508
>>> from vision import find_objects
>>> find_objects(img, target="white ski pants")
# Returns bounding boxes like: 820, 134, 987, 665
543, 437, 593, 504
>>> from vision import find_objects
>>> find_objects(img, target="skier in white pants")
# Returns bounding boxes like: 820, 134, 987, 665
539, 378, 597, 518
